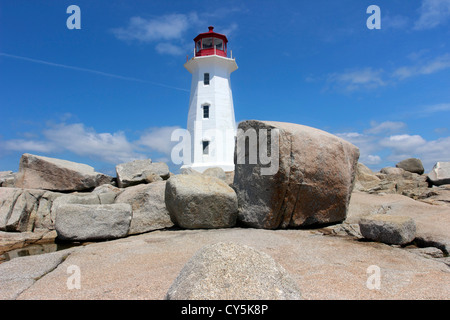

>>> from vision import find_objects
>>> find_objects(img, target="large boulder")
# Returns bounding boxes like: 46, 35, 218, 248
165, 242, 301, 300
0, 171, 15, 187
115, 159, 170, 188
0, 187, 64, 232
358, 214, 416, 245
354, 163, 381, 191
54, 203, 132, 241
396, 158, 424, 175
427, 162, 450, 186
14, 153, 112, 192
0, 248, 75, 299
233, 120, 359, 229
115, 181, 173, 235
165, 175, 238, 229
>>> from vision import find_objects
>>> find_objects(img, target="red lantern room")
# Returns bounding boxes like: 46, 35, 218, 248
194, 26, 228, 57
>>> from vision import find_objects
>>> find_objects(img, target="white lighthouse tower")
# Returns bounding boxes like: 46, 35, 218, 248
182, 26, 238, 173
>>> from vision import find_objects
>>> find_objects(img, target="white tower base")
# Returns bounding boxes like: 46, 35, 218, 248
183, 54, 238, 173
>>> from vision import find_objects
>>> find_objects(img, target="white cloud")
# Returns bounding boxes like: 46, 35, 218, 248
112, 13, 201, 56
364, 121, 407, 135
335, 132, 380, 161
112, 14, 197, 42
42, 123, 143, 164
337, 122, 450, 172
1, 122, 184, 166
424, 103, 450, 113
364, 155, 382, 165
393, 54, 450, 80
3, 139, 56, 153
379, 134, 427, 160
137, 126, 181, 155
324, 53, 450, 93
220, 23, 239, 38
414, 0, 450, 30
416, 136, 450, 168
326, 68, 386, 92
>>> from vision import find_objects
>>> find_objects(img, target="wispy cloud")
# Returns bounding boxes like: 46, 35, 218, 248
112, 13, 200, 56
364, 121, 407, 135
392, 53, 450, 80
424, 103, 450, 113
220, 22, 239, 38
112, 12, 239, 56
137, 126, 181, 155
414, 0, 450, 30
0, 52, 189, 92
324, 52, 450, 92
155, 42, 187, 56
112, 13, 199, 43
326, 68, 386, 92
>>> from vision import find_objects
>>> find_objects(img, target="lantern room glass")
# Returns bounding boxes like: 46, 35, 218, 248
202, 38, 213, 49
213, 38, 223, 50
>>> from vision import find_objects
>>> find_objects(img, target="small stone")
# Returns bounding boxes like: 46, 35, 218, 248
396, 158, 425, 175
359, 214, 416, 245
116, 159, 170, 188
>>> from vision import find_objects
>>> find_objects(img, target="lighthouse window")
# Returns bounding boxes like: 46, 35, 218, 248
213, 38, 223, 50
203, 105, 210, 118
202, 38, 213, 49
202, 141, 210, 155
196, 40, 201, 52
204, 73, 210, 85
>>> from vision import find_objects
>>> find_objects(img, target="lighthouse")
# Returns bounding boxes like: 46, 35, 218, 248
181, 26, 238, 173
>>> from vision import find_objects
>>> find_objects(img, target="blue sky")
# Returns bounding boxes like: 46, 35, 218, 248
1, 0, 449, 175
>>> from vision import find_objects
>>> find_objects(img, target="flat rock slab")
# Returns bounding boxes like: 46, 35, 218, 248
11, 228, 450, 300
0, 248, 74, 299
348, 191, 450, 252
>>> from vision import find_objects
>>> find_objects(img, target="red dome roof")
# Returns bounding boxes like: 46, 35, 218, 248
193, 26, 228, 57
